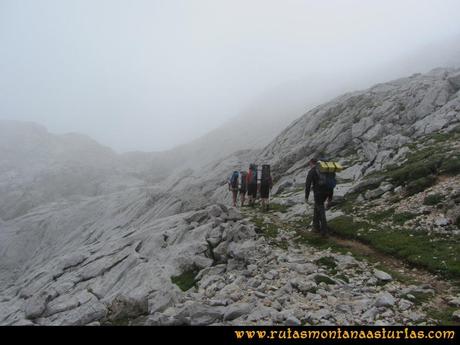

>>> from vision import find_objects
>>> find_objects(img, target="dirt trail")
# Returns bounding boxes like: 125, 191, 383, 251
242, 205, 459, 324
331, 236, 451, 290
329, 235, 458, 320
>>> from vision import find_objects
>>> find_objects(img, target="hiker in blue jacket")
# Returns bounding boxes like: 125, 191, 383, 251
228, 171, 239, 207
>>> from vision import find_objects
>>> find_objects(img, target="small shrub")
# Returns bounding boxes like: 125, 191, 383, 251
402, 291, 433, 306
427, 126, 460, 143
314, 274, 336, 285
269, 203, 290, 213
335, 274, 350, 283
390, 159, 440, 185
428, 306, 460, 326
171, 268, 199, 291
251, 216, 279, 238
405, 176, 436, 196
393, 212, 418, 225
367, 208, 395, 222
423, 193, 444, 206
315, 256, 337, 270
440, 156, 460, 175
339, 192, 359, 213
328, 216, 360, 238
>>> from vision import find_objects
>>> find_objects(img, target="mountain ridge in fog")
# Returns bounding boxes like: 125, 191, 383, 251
1, 66, 460, 325
2, 64, 460, 221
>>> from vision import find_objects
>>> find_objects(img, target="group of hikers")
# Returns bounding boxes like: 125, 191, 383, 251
227, 163, 273, 211
227, 157, 342, 236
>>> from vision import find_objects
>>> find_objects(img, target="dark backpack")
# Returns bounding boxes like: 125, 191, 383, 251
230, 171, 239, 189
249, 164, 258, 185
316, 166, 337, 190
261, 164, 271, 185
239, 171, 247, 189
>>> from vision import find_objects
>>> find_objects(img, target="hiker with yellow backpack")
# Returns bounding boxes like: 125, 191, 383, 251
305, 157, 343, 236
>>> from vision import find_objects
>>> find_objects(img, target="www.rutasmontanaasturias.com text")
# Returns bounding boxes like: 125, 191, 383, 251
234, 327, 456, 341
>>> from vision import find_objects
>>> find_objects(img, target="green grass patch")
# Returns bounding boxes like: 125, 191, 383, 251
293, 186, 306, 193
294, 229, 346, 253
294, 227, 374, 266
315, 256, 338, 270
314, 274, 336, 285
427, 305, 460, 326
338, 192, 360, 214
374, 264, 416, 285
249, 216, 265, 235
276, 240, 290, 250
392, 212, 418, 225
388, 153, 440, 187
367, 208, 395, 222
372, 129, 460, 196
427, 132, 454, 143
171, 268, 199, 292
335, 274, 350, 284
425, 126, 460, 143
289, 215, 312, 231
423, 193, 444, 206
403, 291, 434, 306
440, 155, 460, 176
269, 203, 290, 213
262, 222, 279, 238
250, 216, 279, 238
294, 229, 415, 284
329, 215, 460, 279
406, 176, 437, 196
339, 199, 357, 214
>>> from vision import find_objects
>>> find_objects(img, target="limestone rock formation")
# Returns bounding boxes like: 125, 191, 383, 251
1, 67, 459, 325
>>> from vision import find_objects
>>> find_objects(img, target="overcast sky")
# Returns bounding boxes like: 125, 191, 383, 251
1, 0, 460, 152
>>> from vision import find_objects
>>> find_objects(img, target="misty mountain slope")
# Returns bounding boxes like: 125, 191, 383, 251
1, 68, 460, 326
168, 106, 301, 168
117, 106, 301, 182
0, 120, 147, 220
0, 100, 301, 222
0, 115, 263, 222
260, 67, 460, 184
0, 120, 116, 169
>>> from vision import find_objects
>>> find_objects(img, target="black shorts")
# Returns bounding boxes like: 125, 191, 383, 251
247, 184, 257, 198
239, 188, 247, 195
260, 184, 270, 199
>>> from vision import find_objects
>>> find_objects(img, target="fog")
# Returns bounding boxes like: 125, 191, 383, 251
1, 0, 460, 152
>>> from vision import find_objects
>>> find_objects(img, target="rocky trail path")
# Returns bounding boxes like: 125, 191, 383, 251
239, 202, 460, 325
318, 233, 458, 324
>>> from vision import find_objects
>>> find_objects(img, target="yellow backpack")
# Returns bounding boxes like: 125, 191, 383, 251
318, 161, 344, 173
